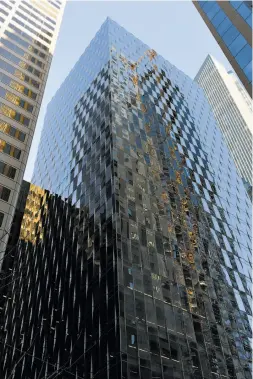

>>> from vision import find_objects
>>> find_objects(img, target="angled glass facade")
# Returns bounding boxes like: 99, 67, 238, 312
0, 18, 252, 379
193, 1, 252, 97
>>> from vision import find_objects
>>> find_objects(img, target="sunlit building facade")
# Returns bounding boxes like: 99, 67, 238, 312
195, 54, 252, 195
193, 1, 252, 97
1, 18, 252, 379
0, 0, 65, 263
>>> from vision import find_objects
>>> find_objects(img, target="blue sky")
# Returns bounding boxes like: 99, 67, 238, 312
24, 0, 231, 181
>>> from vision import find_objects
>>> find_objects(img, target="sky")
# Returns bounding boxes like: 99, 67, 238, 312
24, 0, 232, 181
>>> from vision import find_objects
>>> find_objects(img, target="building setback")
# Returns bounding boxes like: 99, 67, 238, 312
0, 0, 65, 263
193, 1, 252, 97
195, 54, 252, 196
0, 18, 252, 379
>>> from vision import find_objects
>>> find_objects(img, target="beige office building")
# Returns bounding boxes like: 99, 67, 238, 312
0, 0, 65, 263
195, 54, 252, 194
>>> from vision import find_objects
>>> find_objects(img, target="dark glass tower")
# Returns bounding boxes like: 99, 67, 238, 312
0, 18, 252, 379
193, 1, 252, 97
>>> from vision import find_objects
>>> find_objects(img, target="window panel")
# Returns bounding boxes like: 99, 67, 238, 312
228, 34, 247, 56
206, 2, 220, 20
4, 75, 37, 100
217, 18, 233, 36
0, 47, 19, 65
48, 0, 60, 10
0, 47, 42, 78
0, 59, 40, 89
230, 1, 243, 9
16, 8, 53, 37
0, 185, 11, 202
18, 4, 55, 32
9, 23, 49, 52
244, 60, 252, 82
198, 1, 207, 8
246, 14, 252, 27
0, 87, 33, 112
202, 2, 214, 13
222, 25, 240, 47
0, 212, 4, 227
237, 3, 251, 19
235, 44, 252, 68
0, 139, 21, 159
0, 161, 16, 179
22, 1, 56, 26
0, 8, 8, 17
12, 17, 51, 45
1, 1, 12, 10
15, 10, 53, 38
0, 73, 37, 99
211, 9, 226, 28
0, 103, 30, 126
5, 31, 47, 60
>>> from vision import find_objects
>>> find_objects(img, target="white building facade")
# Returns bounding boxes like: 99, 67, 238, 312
0, 0, 65, 262
195, 54, 252, 193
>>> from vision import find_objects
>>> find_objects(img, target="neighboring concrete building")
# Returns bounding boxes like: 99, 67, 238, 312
195, 54, 252, 195
0, 0, 65, 263
193, 1, 252, 97
0, 19, 252, 379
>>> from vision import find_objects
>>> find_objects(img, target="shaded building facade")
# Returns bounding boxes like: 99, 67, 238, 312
193, 1, 252, 97
0, 19, 252, 379
0, 179, 30, 329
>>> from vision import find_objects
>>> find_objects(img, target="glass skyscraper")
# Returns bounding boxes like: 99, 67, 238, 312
0, 0, 65, 263
1, 18, 252, 379
195, 54, 252, 196
193, 1, 252, 97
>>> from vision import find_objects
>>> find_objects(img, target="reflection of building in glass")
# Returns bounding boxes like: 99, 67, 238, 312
0, 0, 65, 263
195, 54, 252, 195
193, 1, 252, 97
1, 18, 252, 379
19, 183, 46, 243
